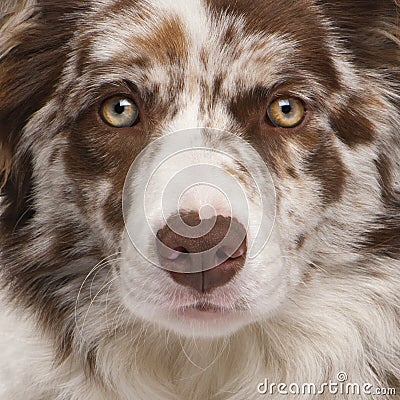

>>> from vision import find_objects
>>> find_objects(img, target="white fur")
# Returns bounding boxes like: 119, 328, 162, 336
0, 0, 399, 399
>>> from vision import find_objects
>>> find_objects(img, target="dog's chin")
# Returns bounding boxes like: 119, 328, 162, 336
125, 301, 255, 338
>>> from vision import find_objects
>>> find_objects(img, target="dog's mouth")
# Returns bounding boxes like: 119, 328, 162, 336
176, 302, 234, 319
188, 302, 224, 312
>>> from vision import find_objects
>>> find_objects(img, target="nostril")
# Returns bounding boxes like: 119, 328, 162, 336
174, 246, 189, 254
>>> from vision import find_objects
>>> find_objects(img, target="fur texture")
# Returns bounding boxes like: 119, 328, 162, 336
0, 1, 399, 399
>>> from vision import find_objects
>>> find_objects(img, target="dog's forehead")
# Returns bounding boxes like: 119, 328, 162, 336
88, 1, 292, 72
81, 0, 335, 96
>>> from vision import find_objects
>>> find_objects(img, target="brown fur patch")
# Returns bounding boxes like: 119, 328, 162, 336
318, 0, 400, 71
229, 85, 347, 204
0, 142, 11, 189
386, 372, 400, 392
375, 153, 396, 201
228, 86, 295, 179
329, 96, 376, 147
206, 0, 340, 91
134, 16, 188, 64
296, 234, 306, 250
362, 216, 400, 258
305, 140, 347, 204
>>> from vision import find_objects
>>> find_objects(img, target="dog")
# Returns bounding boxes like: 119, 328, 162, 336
0, 0, 399, 399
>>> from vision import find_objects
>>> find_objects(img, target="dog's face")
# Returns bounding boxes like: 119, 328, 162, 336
1, 0, 399, 346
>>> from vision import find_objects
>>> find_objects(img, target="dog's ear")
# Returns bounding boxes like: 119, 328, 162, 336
316, 0, 400, 69
0, 0, 37, 56
0, 0, 37, 195
0, 1, 89, 227
0, 0, 36, 192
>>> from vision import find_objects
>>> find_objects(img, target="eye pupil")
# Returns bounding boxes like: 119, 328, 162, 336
281, 104, 291, 114
114, 102, 125, 114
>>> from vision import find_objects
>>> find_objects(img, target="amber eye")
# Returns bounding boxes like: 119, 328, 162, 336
100, 96, 139, 128
267, 97, 305, 128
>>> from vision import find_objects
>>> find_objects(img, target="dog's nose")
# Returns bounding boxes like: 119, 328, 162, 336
156, 212, 247, 293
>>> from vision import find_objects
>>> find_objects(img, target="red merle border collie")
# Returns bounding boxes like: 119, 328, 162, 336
0, 1, 399, 399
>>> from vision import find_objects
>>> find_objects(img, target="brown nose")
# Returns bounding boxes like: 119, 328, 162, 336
156, 212, 247, 293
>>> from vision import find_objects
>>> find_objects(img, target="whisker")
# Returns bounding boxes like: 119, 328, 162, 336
79, 275, 119, 338
74, 252, 122, 339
